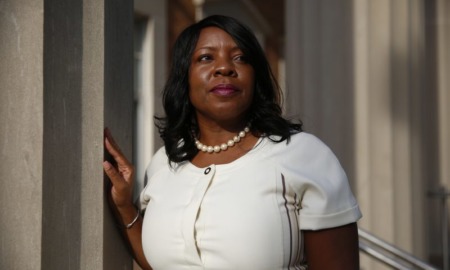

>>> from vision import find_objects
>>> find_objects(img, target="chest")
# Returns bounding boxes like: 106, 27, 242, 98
141, 161, 305, 269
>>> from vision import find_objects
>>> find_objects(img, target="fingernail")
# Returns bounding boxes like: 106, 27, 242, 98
103, 161, 111, 169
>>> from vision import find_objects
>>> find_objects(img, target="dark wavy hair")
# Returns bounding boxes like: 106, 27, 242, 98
156, 15, 302, 163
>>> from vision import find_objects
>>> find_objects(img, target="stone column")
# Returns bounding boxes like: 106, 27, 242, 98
353, 1, 428, 268
0, 0, 44, 268
425, 0, 450, 265
436, 0, 450, 266
285, 0, 355, 189
285, 0, 303, 120
0, 0, 134, 269
436, 0, 450, 208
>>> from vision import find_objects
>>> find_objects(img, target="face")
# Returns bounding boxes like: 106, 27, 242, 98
189, 27, 255, 125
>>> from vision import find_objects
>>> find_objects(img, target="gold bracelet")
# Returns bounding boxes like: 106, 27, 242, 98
125, 207, 140, 229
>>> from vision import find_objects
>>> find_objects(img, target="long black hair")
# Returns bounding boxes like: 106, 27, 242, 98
156, 15, 302, 163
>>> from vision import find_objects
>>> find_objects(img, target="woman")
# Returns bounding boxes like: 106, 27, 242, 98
104, 15, 362, 270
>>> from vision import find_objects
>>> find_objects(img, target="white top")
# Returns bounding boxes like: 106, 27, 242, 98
139, 132, 362, 270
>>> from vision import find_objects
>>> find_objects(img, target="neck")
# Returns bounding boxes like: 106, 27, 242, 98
195, 118, 248, 143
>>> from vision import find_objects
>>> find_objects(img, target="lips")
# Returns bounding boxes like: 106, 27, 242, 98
210, 84, 240, 96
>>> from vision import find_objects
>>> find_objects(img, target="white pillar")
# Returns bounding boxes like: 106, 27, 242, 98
436, 0, 450, 195
354, 0, 428, 267
133, 0, 168, 201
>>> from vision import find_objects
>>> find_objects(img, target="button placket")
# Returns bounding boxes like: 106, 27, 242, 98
182, 165, 216, 264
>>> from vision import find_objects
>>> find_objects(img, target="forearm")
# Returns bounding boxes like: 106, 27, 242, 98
116, 205, 152, 270
304, 223, 359, 270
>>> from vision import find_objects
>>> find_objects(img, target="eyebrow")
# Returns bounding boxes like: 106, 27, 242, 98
193, 46, 242, 53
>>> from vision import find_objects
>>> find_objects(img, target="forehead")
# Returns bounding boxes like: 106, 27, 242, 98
195, 27, 238, 49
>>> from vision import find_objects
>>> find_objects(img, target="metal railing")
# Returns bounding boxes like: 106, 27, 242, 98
359, 228, 440, 270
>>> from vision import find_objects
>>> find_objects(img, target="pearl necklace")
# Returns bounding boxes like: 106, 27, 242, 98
195, 126, 250, 153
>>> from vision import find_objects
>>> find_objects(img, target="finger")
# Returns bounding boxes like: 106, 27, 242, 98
105, 137, 132, 167
103, 161, 127, 188
103, 129, 134, 183
104, 128, 125, 156
104, 140, 135, 185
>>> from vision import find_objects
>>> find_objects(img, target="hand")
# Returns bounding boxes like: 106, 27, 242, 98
103, 129, 152, 270
103, 128, 135, 209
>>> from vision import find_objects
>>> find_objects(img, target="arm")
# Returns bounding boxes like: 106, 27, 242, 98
103, 128, 152, 270
303, 222, 359, 270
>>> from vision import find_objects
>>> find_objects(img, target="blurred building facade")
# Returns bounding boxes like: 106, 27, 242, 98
1, 0, 449, 269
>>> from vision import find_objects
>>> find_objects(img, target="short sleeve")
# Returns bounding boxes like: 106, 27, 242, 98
138, 147, 168, 212
281, 133, 362, 230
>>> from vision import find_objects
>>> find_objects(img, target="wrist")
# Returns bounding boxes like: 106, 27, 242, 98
116, 202, 136, 212
117, 204, 140, 229
124, 207, 140, 229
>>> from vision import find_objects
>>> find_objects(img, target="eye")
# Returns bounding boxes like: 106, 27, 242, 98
234, 54, 248, 63
198, 54, 212, 62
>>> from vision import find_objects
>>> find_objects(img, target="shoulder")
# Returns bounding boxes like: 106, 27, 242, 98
268, 132, 338, 165
268, 132, 361, 230
144, 146, 169, 180
263, 132, 349, 193
289, 132, 329, 149
269, 131, 345, 184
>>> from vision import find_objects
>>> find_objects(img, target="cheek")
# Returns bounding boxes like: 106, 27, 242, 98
188, 84, 203, 108
247, 77, 256, 98
244, 68, 255, 88
189, 67, 209, 88
188, 86, 197, 104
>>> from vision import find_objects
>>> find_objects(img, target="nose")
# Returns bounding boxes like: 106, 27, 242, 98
214, 59, 236, 77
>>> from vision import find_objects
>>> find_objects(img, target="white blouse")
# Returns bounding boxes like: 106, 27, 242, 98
139, 132, 362, 270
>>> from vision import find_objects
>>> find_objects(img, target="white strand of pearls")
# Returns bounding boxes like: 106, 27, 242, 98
195, 126, 250, 154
